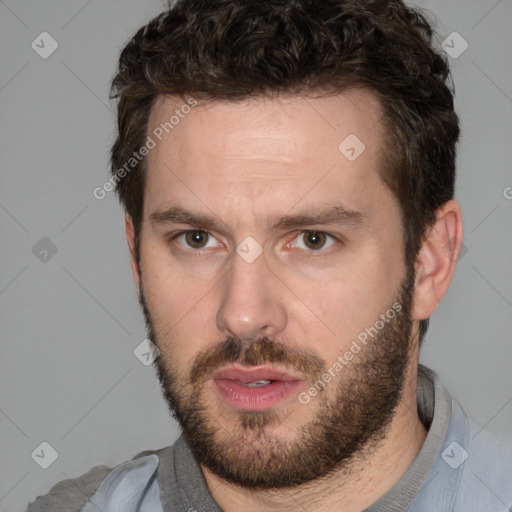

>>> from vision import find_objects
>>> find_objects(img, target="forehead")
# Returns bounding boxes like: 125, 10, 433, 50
147, 89, 384, 157
144, 89, 391, 224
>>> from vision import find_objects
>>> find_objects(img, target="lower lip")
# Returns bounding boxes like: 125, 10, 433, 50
213, 379, 303, 411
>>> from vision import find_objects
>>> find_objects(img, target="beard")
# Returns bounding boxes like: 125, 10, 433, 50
138, 269, 416, 490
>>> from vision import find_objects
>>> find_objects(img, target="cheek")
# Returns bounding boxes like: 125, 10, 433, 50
293, 283, 374, 352
291, 258, 400, 350
141, 236, 215, 312
140, 263, 220, 361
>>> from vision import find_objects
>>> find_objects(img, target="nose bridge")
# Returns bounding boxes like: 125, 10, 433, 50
216, 250, 287, 341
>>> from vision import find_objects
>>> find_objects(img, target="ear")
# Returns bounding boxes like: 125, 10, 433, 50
125, 214, 141, 289
412, 199, 463, 321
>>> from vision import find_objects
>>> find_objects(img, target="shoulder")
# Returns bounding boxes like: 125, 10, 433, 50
26, 463, 112, 512
26, 447, 168, 512
454, 420, 512, 511
467, 421, 512, 480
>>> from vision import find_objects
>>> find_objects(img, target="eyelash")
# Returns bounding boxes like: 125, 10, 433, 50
168, 229, 341, 254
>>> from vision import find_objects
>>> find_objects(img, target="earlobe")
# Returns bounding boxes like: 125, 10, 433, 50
412, 200, 463, 321
125, 214, 141, 289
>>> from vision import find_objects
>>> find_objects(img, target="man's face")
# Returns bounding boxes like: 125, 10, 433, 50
133, 89, 416, 487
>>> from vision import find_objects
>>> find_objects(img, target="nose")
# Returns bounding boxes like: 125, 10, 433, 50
216, 250, 287, 341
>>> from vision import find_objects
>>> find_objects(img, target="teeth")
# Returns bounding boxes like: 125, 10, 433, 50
245, 379, 272, 387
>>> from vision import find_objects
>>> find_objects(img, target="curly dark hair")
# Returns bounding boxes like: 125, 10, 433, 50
110, 0, 460, 343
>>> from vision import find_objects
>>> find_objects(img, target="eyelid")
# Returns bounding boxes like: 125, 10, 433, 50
287, 230, 340, 252
169, 229, 222, 251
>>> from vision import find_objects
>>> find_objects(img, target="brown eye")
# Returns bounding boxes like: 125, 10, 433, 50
289, 231, 337, 252
184, 230, 209, 248
303, 231, 327, 250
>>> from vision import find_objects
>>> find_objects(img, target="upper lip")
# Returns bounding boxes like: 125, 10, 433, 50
212, 365, 303, 383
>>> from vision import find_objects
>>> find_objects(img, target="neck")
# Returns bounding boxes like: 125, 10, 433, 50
202, 355, 427, 512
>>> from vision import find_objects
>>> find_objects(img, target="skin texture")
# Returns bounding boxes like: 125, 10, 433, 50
125, 89, 463, 512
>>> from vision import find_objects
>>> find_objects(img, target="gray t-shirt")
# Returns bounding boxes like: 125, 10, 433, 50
26, 365, 512, 511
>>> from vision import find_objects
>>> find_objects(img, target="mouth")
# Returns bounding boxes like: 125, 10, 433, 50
211, 365, 305, 411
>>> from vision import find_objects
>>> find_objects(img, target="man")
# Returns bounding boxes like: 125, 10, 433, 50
27, 0, 512, 510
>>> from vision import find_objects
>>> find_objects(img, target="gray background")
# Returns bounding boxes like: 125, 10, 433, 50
0, 0, 511, 510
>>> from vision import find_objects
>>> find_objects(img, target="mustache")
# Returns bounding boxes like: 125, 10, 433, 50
190, 336, 325, 384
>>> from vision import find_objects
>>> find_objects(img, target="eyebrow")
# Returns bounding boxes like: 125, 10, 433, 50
149, 204, 367, 231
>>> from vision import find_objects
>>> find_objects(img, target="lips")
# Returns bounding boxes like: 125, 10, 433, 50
212, 366, 303, 383
211, 365, 305, 411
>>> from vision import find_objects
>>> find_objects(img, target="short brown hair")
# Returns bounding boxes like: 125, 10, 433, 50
110, 0, 460, 342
